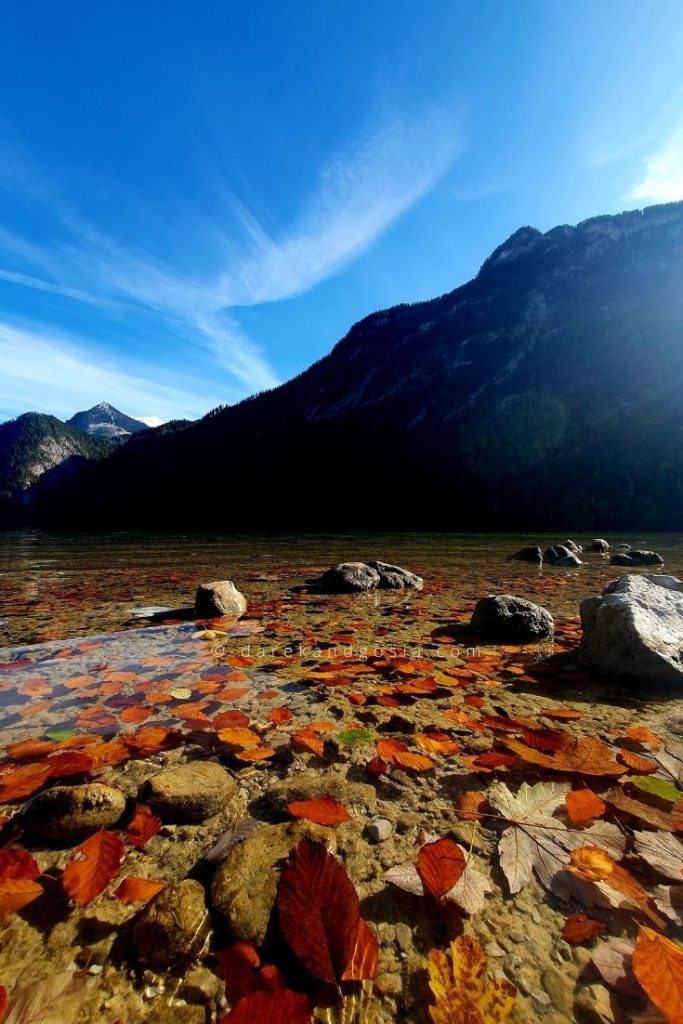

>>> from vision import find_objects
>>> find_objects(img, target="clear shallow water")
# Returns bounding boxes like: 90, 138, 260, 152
2, 530, 683, 648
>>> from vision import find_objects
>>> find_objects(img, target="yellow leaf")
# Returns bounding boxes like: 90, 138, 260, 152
428, 934, 516, 1024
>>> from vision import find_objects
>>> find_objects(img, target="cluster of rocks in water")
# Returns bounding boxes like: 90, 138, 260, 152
509, 538, 665, 571
315, 560, 424, 593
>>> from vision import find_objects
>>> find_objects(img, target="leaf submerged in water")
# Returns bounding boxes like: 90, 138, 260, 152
204, 817, 260, 864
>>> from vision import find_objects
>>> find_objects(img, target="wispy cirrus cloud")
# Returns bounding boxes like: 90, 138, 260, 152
0, 103, 461, 408
0, 320, 225, 423
627, 122, 683, 203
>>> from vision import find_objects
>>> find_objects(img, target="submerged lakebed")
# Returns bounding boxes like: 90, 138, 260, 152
1, 531, 683, 1023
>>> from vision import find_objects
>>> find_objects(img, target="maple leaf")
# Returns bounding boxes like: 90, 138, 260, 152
633, 927, 683, 1024
287, 799, 352, 826
385, 837, 494, 915
276, 838, 360, 986
427, 934, 516, 1024
63, 830, 124, 905
125, 804, 162, 848
488, 780, 626, 895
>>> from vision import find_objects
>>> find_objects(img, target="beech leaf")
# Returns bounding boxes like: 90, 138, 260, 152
3, 971, 88, 1024
385, 842, 493, 915
417, 839, 466, 900
276, 837, 360, 986
125, 804, 161, 849
341, 919, 379, 981
62, 831, 124, 905
219, 987, 311, 1023
0, 879, 44, 919
287, 798, 352, 827
114, 876, 167, 904
632, 927, 683, 1024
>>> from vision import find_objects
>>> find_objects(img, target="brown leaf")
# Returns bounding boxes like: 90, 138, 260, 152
504, 736, 625, 776
63, 831, 124, 905
0, 850, 40, 882
0, 878, 43, 919
454, 791, 491, 821
605, 788, 683, 832
427, 934, 516, 1024
276, 837, 360, 986
565, 789, 606, 826
561, 912, 607, 945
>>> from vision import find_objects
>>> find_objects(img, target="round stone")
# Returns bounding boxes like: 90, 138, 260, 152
142, 761, 237, 823
21, 783, 126, 842
133, 880, 212, 967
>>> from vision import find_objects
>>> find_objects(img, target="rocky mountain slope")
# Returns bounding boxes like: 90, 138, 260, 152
36, 199, 683, 530
0, 413, 112, 517
67, 402, 149, 442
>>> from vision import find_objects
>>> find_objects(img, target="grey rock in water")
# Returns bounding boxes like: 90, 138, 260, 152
317, 560, 423, 592
610, 549, 664, 567
543, 544, 572, 563
509, 546, 543, 564
133, 880, 212, 967
563, 540, 583, 553
211, 820, 334, 945
586, 538, 610, 552
142, 761, 237, 822
579, 574, 683, 686
21, 783, 126, 842
471, 594, 554, 642
194, 580, 247, 618
554, 554, 584, 568
367, 818, 394, 843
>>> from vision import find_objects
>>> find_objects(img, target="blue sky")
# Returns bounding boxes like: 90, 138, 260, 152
1, 1, 682, 424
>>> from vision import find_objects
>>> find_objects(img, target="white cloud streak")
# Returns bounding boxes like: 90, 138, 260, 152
0, 104, 460, 409
627, 123, 683, 203
0, 321, 224, 423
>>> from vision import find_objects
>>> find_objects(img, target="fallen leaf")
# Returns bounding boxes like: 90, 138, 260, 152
217, 728, 261, 748
287, 798, 352, 826
634, 832, 683, 881
45, 752, 94, 778
365, 755, 388, 781
276, 838, 359, 986
630, 775, 681, 805
504, 736, 625, 776
3, 971, 88, 1024
376, 739, 434, 772
654, 885, 683, 926
454, 791, 490, 822
626, 725, 662, 747
5, 739, 56, 762
0, 879, 44, 919
417, 839, 466, 900
268, 707, 293, 726
235, 746, 276, 762
568, 846, 663, 926
0, 763, 50, 803
341, 918, 379, 981
219, 987, 311, 1023
63, 831, 125, 905
605, 788, 683, 832
114, 876, 167, 904
385, 840, 494, 915
427, 934, 516, 1024
125, 804, 162, 849
618, 749, 659, 773
561, 912, 606, 944
204, 818, 260, 865
590, 935, 638, 993
0, 850, 40, 882
291, 731, 324, 757
565, 789, 606, 827
632, 926, 683, 1024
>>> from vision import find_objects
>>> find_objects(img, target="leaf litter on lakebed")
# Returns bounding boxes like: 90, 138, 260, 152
1, 559, 683, 1021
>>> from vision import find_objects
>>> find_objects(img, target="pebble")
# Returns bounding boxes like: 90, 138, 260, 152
530, 989, 551, 1012
573, 984, 618, 1024
143, 761, 237, 823
21, 783, 126, 842
485, 942, 506, 958
366, 817, 393, 842
395, 922, 412, 954
133, 880, 212, 968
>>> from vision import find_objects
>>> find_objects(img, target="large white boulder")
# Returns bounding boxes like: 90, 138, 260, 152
579, 574, 683, 686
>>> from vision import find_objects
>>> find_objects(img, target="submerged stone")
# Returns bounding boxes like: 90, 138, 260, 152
317, 560, 423, 592
22, 783, 127, 842
142, 761, 237, 823
471, 594, 554, 642
133, 880, 212, 967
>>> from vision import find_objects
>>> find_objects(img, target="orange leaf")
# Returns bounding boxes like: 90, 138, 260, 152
120, 705, 153, 725
124, 726, 182, 756
504, 736, 625, 776
626, 725, 662, 747
217, 727, 261, 748
268, 707, 293, 726
235, 746, 277, 762
114, 876, 167, 904
87, 740, 130, 769
565, 789, 606, 826
287, 798, 352, 826
0, 878, 43, 918
442, 709, 486, 731
393, 750, 435, 772
561, 912, 607, 945
414, 732, 461, 755
417, 838, 466, 899
541, 708, 583, 720
348, 693, 367, 706
216, 687, 250, 700
632, 927, 683, 1024
568, 845, 662, 924
5, 738, 56, 761
0, 849, 40, 881
341, 918, 379, 981
213, 710, 250, 729
618, 749, 658, 773
63, 830, 125, 905
126, 804, 162, 848
291, 731, 324, 757
454, 791, 490, 821
0, 763, 50, 803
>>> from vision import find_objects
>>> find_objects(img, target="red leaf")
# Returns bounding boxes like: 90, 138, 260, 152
213, 710, 251, 730
287, 798, 352, 826
0, 763, 50, 803
365, 755, 388, 780
417, 838, 466, 900
342, 918, 379, 980
565, 789, 606, 827
268, 708, 293, 726
114, 876, 167, 904
276, 838, 360, 986
45, 752, 94, 778
0, 984, 6, 1022
63, 830, 124, 905
562, 912, 607, 945
220, 987, 311, 1023
126, 803, 162, 848
0, 878, 43, 919
216, 942, 263, 1004
5, 739, 57, 761
0, 850, 40, 882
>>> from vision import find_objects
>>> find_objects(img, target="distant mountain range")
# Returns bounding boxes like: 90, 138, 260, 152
5, 199, 683, 531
